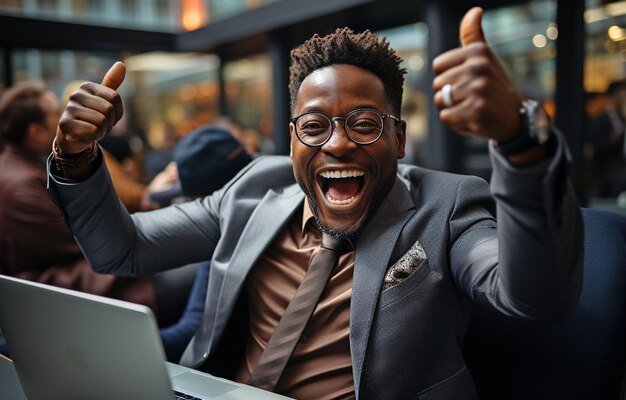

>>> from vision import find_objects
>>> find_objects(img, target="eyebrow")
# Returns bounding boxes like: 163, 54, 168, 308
298, 105, 384, 115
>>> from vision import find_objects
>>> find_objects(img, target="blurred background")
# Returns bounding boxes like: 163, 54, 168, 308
0, 0, 624, 210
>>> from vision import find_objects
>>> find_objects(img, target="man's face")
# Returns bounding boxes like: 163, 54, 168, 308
290, 64, 406, 238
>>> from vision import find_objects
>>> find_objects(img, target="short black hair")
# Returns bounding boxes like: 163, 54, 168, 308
0, 81, 47, 145
289, 27, 406, 116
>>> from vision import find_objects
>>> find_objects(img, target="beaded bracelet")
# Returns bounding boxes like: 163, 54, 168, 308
52, 137, 98, 171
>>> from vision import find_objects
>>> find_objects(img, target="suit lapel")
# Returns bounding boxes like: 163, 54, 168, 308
209, 183, 304, 352
350, 177, 415, 392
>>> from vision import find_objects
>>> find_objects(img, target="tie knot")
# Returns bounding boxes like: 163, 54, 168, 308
321, 233, 352, 254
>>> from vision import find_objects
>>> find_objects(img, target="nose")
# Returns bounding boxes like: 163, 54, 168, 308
321, 118, 357, 156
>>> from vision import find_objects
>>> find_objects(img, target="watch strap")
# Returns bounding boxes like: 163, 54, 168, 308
496, 99, 550, 157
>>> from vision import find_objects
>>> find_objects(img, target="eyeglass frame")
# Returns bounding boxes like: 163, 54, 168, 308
289, 108, 401, 147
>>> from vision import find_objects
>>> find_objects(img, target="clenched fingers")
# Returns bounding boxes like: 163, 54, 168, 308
78, 82, 124, 128
55, 61, 126, 154
59, 82, 123, 145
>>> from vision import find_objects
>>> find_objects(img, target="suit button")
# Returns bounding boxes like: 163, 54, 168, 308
203, 352, 209, 359
299, 332, 309, 343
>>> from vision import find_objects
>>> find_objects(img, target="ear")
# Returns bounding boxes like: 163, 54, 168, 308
26, 122, 44, 145
26, 122, 40, 135
25, 121, 53, 153
395, 120, 406, 160
289, 122, 296, 158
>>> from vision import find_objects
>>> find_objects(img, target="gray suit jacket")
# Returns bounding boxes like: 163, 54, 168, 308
48, 131, 583, 400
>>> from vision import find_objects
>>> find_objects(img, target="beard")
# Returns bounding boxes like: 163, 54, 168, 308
296, 159, 397, 242
304, 189, 367, 241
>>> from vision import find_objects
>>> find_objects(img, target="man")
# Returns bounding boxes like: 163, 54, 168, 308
0, 82, 156, 307
48, 8, 582, 399
158, 124, 253, 362
587, 80, 626, 197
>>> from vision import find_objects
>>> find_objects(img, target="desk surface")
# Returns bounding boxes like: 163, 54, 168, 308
0, 355, 26, 400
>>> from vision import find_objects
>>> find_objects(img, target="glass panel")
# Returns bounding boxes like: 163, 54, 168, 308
0, 0, 178, 32
223, 54, 273, 155
125, 52, 221, 179
484, 1, 557, 101
0, 0, 284, 32
37, 0, 58, 13
584, 0, 626, 210
204, 0, 280, 25
11, 48, 118, 96
0, 0, 24, 12
377, 23, 430, 167
207, 0, 246, 23
6, 49, 221, 183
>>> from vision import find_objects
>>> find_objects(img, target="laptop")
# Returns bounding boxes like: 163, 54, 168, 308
0, 274, 292, 400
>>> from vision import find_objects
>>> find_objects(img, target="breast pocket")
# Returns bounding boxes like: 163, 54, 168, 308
379, 241, 435, 310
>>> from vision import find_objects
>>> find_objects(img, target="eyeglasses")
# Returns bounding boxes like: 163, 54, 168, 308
290, 108, 400, 147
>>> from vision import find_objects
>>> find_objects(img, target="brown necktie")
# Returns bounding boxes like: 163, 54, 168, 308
247, 233, 349, 392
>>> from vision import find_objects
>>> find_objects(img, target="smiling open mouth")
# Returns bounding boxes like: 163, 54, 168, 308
319, 169, 366, 205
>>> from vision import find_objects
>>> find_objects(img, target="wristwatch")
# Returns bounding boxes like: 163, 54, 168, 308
495, 99, 551, 157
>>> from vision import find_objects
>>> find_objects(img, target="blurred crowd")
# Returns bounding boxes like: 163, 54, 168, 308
0, 79, 254, 360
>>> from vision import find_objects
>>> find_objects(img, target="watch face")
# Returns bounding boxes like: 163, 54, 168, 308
526, 100, 550, 145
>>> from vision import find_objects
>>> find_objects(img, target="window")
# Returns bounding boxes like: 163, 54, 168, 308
584, 0, 626, 208
224, 54, 273, 154
378, 22, 430, 167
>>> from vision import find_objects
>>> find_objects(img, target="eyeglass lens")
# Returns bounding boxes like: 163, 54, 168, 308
296, 110, 383, 145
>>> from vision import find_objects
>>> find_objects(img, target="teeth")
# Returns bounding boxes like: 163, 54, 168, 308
320, 169, 364, 205
320, 169, 365, 179
326, 194, 358, 205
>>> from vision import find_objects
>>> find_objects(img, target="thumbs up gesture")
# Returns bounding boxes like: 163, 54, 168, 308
432, 7, 525, 142
56, 61, 126, 155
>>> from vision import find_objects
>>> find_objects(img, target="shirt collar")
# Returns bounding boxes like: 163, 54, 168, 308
302, 197, 316, 234
301, 197, 357, 251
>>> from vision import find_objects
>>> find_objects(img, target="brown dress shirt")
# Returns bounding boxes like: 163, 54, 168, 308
236, 200, 356, 399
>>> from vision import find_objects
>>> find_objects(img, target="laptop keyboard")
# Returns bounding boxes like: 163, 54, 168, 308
173, 390, 202, 399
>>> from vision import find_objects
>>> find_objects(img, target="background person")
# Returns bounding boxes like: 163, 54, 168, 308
587, 79, 626, 198
159, 123, 252, 362
0, 81, 196, 329
0, 81, 155, 307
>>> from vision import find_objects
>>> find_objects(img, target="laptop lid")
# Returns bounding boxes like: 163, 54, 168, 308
0, 275, 290, 400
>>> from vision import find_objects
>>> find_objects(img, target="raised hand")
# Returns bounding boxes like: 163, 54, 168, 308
56, 61, 126, 155
432, 7, 525, 143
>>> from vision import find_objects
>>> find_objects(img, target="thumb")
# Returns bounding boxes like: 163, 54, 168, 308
460, 7, 486, 47
101, 61, 126, 90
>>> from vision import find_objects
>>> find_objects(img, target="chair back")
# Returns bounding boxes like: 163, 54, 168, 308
464, 208, 626, 399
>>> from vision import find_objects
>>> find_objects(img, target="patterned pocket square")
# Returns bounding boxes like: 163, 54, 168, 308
382, 241, 427, 290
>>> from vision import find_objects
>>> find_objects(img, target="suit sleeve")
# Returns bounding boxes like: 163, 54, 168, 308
449, 129, 583, 321
47, 148, 222, 277
4, 165, 148, 301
